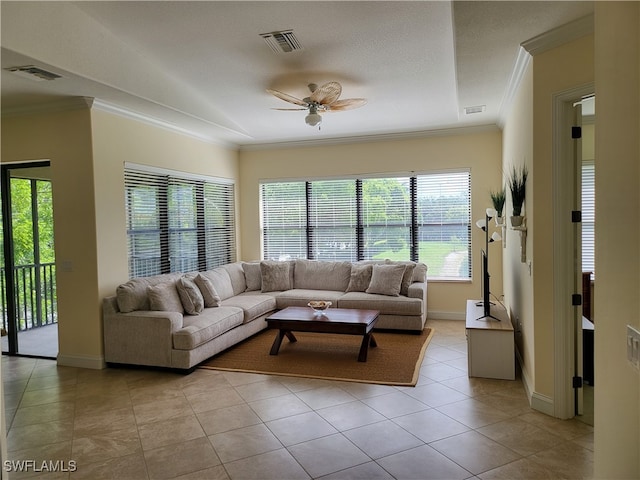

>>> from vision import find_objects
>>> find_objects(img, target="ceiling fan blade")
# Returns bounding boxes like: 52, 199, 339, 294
310, 82, 342, 105
272, 107, 307, 111
325, 98, 367, 111
266, 89, 308, 107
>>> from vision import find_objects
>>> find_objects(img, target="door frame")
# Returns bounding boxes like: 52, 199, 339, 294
552, 83, 594, 419
1, 160, 53, 356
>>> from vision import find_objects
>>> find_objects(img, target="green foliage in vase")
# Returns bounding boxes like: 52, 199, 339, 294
489, 187, 506, 218
508, 165, 528, 216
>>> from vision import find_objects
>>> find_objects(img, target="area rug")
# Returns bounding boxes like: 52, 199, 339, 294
198, 328, 434, 386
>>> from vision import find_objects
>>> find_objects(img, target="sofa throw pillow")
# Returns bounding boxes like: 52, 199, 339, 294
366, 264, 407, 297
199, 268, 234, 301
243, 262, 262, 291
194, 274, 221, 307
412, 262, 428, 283
148, 282, 185, 313
176, 275, 204, 315
346, 263, 373, 292
260, 261, 292, 292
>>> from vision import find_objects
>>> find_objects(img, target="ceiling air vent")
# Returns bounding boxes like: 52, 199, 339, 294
260, 30, 303, 53
464, 105, 486, 115
5, 65, 62, 81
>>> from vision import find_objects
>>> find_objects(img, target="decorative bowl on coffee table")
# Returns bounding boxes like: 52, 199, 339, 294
308, 301, 331, 315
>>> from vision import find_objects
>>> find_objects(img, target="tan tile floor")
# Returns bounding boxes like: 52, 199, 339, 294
2, 319, 594, 479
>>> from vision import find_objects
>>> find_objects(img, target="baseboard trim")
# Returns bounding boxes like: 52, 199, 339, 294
530, 392, 555, 417
427, 310, 465, 321
57, 354, 105, 370
515, 341, 556, 417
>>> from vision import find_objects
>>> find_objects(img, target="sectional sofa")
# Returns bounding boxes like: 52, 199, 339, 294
102, 259, 428, 372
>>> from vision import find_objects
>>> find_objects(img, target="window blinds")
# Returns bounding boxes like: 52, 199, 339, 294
124, 166, 235, 278
260, 182, 307, 261
581, 160, 595, 276
260, 170, 471, 279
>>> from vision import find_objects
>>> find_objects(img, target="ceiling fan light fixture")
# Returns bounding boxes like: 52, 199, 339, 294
305, 106, 322, 127
305, 112, 322, 127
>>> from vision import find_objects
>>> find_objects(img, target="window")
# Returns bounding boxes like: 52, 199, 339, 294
582, 159, 595, 276
260, 171, 471, 280
416, 172, 471, 279
125, 165, 235, 278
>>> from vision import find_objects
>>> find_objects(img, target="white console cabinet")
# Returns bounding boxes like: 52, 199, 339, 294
465, 300, 515, 380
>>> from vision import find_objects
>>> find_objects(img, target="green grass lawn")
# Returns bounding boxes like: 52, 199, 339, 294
373, 241, 468, 278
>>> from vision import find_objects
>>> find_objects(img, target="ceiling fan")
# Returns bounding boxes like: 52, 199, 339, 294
266, 81, 367, 128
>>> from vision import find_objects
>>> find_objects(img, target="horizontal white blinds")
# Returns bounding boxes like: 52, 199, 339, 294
125, 167, 235, 278
260, 170, 471, 280
309, 180, 357, 261
582, 160, 595, 277
260, 182, 307, 261
416, 172, 471, 279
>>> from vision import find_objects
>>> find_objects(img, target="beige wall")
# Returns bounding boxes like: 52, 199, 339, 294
502, 60, 535, 393
239, 129, 503, 317
534, 34, 595, 400
2, 107, 100, 366
1, 107, 240, 368
531, 34, 594, 399
594, 2, 640, 477
91, 109, 240, 300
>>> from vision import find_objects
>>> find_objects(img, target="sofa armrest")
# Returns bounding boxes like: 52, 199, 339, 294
103, 297, 183, 368
407, 281, 426, 300
407, 282, 427, 320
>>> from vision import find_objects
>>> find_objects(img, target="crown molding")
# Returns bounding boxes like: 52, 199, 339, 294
1, 96, 94, 117
497, 46, 532, 129
239, 124, 500, 151
91, 99, 237, 149
521, 14, 594, 56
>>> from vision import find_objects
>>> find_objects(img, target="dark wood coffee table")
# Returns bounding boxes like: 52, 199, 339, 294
265, 306, 380, 362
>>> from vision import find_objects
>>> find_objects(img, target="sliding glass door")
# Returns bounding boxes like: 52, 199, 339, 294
1, 162, 58, 358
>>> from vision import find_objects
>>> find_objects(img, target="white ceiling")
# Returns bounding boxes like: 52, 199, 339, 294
1, 1, 594, 148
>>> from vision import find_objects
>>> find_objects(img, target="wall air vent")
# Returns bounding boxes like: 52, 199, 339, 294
260, 30, 303, 53
464, 105, 486, 115
5, 65, 62, 81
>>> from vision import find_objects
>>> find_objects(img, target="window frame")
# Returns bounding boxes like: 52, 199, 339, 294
124, 163, 236, 278
260, 170, 471, 281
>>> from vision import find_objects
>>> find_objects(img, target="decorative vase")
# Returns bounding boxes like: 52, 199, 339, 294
510, 215, 524, 227
495, 216, 504, 227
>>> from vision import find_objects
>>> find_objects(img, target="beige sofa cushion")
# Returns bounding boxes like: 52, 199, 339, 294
194, 274, 221, 307
412, 262, 428, 283
261, 261, 292, 292
148, 282, 185, 313
176, 275, 204, 315
221, 292, 277, 323
116, 273, 182, 313
294, 259, 352, 291
366, 264, 406, 297
243, 262, 262, 291
275, 289, 346, 310
346, 263, 373, 292
391, 261, 416, 296
173, 307, 244, 350
338, 292, 423, 316
200, 268, 234, 300
222, 262, 248, 296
